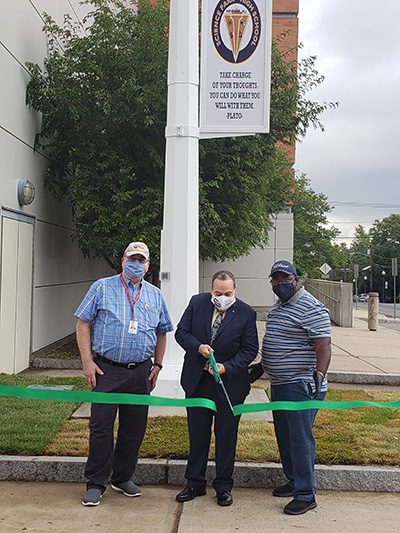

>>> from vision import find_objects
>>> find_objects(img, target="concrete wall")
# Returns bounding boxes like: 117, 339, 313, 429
201, 211, 293, 306
0, 0, 112, 369
304, 279, 353, 327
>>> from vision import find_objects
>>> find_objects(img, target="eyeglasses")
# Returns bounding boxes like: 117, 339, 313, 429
270, 276, 295, 287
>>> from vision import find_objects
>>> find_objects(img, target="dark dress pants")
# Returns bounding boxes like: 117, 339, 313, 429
271, 380, 326, 501
85, 358, 152, 491
185, 372, 246, 493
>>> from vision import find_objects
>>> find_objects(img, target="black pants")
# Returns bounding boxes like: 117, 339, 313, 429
85, 358, 152, 491
185, 372, 245, 493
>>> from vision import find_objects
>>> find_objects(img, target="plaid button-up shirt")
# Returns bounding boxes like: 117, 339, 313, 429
75, 274, 174, 363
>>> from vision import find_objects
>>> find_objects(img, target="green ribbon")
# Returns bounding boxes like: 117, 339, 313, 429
0, 385, 216, 411
0, 386, 399, 415
233, 399, 400, 416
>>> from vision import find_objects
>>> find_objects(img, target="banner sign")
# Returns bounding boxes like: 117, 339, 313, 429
200, 0, 272, 134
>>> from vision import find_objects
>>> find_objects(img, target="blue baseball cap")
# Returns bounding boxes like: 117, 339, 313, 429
270, 260, 297, 277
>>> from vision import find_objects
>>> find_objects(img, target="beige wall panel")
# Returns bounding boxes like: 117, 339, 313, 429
0, 125, 71, 225
0, 218, 19, 374
32, 281, 93, 352
0, 1, 45, 147
201, 277, 276, 307
14, 222, 34, 373
201, 213, 293, 306
275, 216, 294, 250
34, 221, 113, 287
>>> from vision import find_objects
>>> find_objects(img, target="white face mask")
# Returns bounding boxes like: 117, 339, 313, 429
211, 293, 236, 312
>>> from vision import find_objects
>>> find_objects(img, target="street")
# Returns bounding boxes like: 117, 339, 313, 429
356, 302, 398, 318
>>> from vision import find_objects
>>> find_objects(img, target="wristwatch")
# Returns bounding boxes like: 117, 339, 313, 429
153, 362, 163, 370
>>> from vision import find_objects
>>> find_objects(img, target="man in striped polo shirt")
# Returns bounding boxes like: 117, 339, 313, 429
262, 260, 331, 516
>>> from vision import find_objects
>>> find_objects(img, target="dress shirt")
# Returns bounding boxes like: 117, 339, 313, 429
75, 274, 173, 363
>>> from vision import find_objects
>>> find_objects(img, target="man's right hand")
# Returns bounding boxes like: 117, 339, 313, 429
82, 360, 104, 389
198, 344, 213, 359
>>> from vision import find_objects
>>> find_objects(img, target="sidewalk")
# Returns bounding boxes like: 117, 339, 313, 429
255, 307, 400, 377
0, 482, 398, 533
330, 308, 400, 374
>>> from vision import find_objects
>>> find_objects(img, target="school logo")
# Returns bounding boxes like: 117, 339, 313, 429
211, 0, 262, 64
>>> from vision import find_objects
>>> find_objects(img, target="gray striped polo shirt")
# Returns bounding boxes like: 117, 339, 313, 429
262, 287, 331, 388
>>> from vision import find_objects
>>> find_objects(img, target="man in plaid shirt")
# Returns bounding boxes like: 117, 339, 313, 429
75, 241, 173, 507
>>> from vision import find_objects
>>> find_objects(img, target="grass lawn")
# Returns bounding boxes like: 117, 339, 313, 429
1, 375, 399, 465
0, 374, 86, 455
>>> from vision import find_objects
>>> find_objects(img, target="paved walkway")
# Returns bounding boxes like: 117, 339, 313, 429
0, 482, 398, 533
330, 308, 400, 374
255, 307, 400, 375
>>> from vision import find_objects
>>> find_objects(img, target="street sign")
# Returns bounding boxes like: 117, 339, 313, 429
392, 257, 398, 277
353, 264, 359, 278
200, 0, 272, 134
319, 263, 332, 275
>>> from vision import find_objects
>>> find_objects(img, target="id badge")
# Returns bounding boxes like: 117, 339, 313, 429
128, 320, 138, 335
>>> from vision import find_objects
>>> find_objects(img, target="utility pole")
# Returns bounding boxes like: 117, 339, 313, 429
158, 0, 199, 397
393, 258, 398, 319
367, 247, 373, 292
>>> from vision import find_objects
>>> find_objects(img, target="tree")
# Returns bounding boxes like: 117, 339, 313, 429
347, 216, 400, 299
370, 215, 400, 301
26, 0, 335, 271
292, 174, 346, 278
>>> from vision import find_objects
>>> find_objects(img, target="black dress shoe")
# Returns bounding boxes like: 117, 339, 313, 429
216, 491, 233, 507
272, 483, 294, 497
284, 497, 317, 515
175, 486, 206, 502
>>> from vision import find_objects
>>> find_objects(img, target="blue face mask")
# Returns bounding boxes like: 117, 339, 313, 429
124, 259, 146, 281
272, 282, 296, 302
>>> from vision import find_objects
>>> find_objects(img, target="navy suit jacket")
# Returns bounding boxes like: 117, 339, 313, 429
175, 293, 259, 402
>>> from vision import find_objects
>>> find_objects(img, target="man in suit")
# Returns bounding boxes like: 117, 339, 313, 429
175, 270, 258, 507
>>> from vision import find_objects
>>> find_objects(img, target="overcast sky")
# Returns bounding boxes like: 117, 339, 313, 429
295, 0, 400, 244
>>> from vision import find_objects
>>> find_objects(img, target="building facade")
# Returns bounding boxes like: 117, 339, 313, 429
0, 0, 111, 373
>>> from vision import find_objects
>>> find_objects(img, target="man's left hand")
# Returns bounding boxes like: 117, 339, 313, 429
208, 363, 225, 377
148, 366, 161, 391
313, 370, 325, 396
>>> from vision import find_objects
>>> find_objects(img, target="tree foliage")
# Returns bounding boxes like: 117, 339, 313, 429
347, 215, 400, 299
26, 0, 335, 270
292, 174, 346, 278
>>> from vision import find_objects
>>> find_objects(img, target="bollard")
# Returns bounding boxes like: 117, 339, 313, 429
368, 292, 379, 331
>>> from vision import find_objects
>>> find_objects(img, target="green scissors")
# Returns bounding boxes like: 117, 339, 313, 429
209, 351, 234, 414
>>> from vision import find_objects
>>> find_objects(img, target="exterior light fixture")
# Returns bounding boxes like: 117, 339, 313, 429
17, 178, 35, 206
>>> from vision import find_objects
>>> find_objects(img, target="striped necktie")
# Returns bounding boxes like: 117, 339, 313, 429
210, 312, 223, 344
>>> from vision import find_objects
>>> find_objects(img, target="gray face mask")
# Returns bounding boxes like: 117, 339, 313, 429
211, 294, 236, 312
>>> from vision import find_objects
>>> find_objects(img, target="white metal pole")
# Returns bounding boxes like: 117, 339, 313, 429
156, 0, 199, 397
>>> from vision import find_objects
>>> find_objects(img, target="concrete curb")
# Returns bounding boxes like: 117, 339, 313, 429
327, 371, 400, 386
31, 358, 82, 369
0, 456, 399, 492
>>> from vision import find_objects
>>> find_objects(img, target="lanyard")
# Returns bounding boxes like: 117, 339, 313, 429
120, 274, 142, 320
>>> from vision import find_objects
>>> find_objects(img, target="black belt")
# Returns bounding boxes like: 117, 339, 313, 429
94, 353, 150, 369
